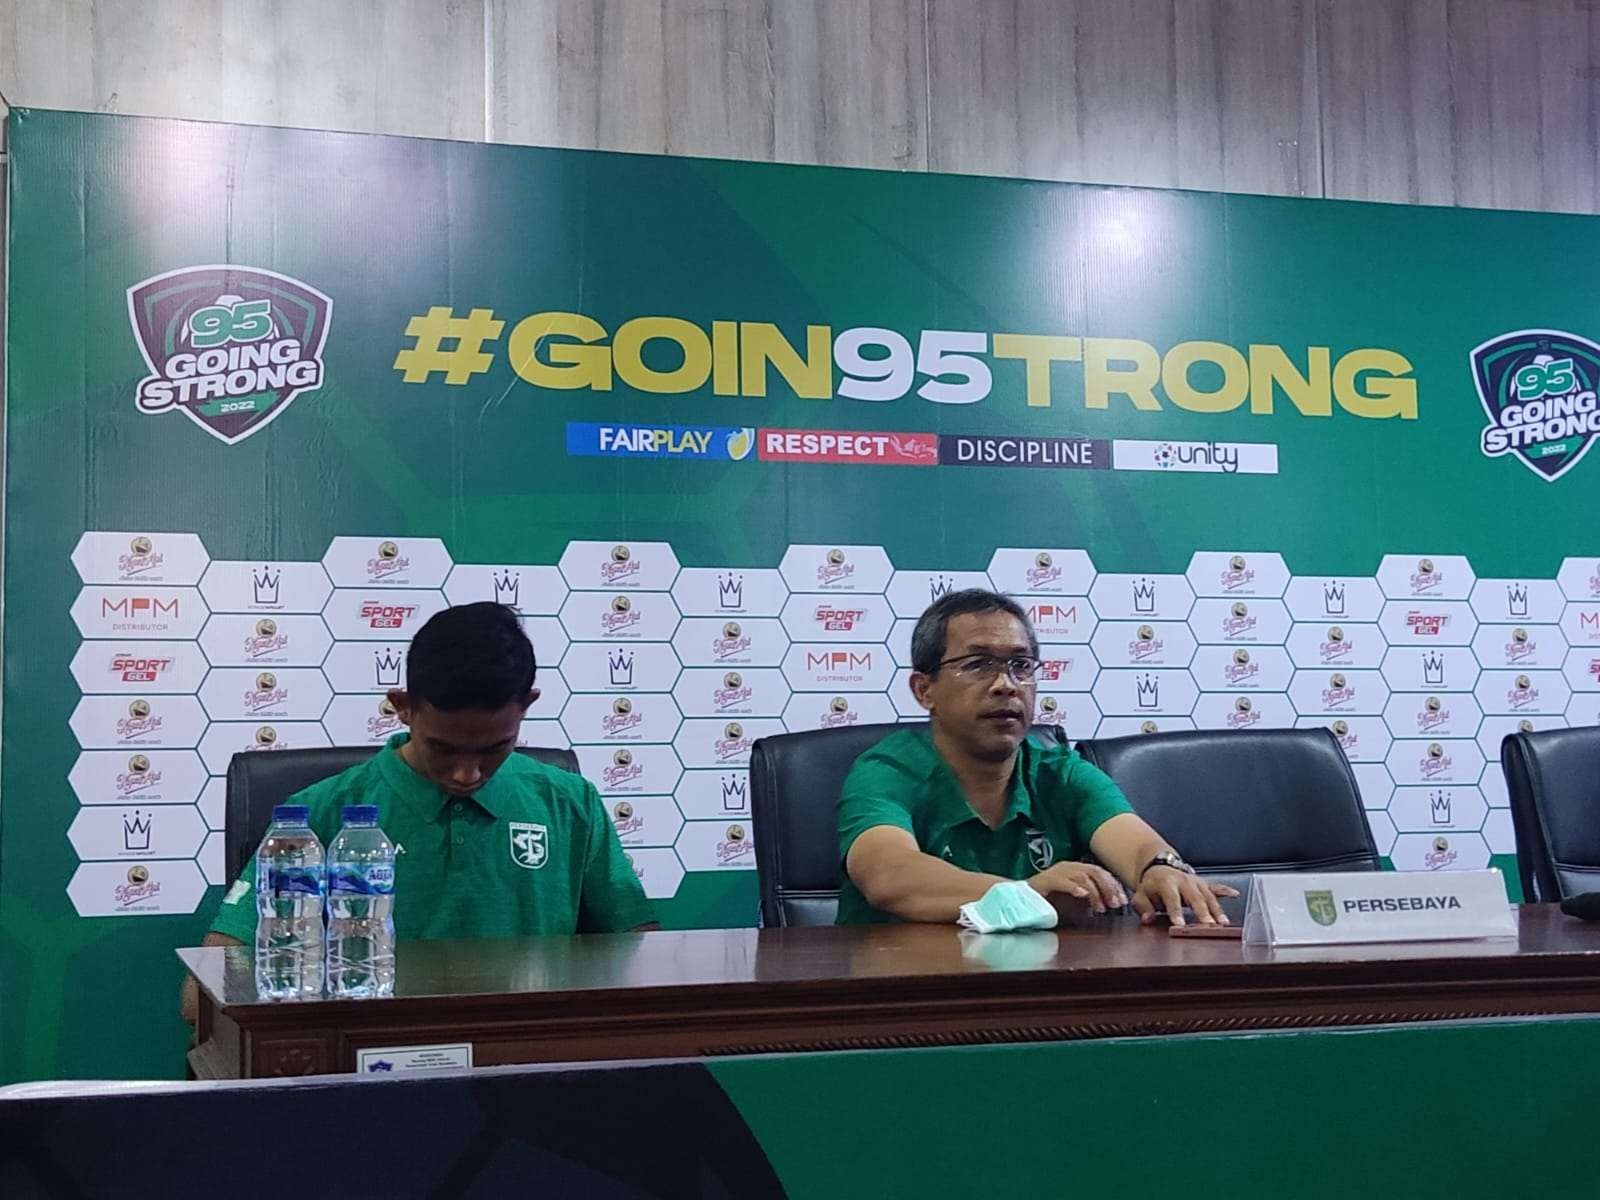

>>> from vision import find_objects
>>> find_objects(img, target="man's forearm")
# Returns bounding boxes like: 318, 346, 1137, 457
1090, 814, 1176, 887
854, 852, 1009, 923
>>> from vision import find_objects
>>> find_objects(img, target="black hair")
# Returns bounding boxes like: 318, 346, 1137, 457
405, 601, 536, 710
910, 588, 1039, 675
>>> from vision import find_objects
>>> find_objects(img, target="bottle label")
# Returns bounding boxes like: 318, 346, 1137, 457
263, 863, 323, 898
329, 863, 396, 896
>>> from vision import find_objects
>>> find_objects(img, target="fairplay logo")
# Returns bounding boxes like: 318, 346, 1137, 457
128, 265, 331, 445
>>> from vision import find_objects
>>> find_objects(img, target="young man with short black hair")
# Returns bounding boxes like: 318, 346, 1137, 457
838, 588, 1233, 926
181, 601, 652, 1022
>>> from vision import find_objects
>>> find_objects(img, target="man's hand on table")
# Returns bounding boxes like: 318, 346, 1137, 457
1027, 862, 1127, 913
1131, 866, 1239, 928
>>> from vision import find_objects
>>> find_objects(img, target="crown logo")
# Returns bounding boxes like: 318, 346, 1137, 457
374, 648, 404, 687
122, 809, 152, 851
493, 569, 520, 609
1132, 578, 1156, 613
718, 572, 744, 608
609, 648, 635, 686
1430, 790, 1452, 825
721, 775, 748, 812
929, 573, 956, 601
1422, 650, 1445, 685
251, 564, 281, 605
1323, 580, 1346, 615
1507, 582, 1529, 617
1135, 673, 1159, 708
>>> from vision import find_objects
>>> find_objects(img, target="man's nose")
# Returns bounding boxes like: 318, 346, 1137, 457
451, 761, 484, 787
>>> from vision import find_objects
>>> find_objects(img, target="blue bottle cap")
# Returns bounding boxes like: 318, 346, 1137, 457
271, 804, 310, 824
341, 804, 380, 824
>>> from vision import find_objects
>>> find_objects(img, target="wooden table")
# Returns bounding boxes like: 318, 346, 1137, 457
180, 904, 1600, 1078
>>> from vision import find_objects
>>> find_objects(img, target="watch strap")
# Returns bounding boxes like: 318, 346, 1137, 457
1139, 851, 1193, 880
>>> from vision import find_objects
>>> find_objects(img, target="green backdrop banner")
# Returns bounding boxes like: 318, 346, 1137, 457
5, 108, 1597, 1082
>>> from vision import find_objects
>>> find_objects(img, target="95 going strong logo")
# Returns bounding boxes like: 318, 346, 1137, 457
128, 265, 332, 445
1472, 329, 1600, 482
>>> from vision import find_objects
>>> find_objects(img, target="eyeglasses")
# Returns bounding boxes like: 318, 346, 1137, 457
934, 654, 1042, 683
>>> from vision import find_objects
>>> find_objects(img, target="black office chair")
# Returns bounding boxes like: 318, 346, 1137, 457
1074, 727, 1379, 897
1500, 726, 1600, 902
223, 744, 580, 884
748, 721, 1068, 927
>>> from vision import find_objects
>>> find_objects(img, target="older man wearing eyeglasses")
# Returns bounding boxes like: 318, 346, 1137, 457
837, 588, 1235, 927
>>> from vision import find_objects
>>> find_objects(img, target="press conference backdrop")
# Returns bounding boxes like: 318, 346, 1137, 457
5, 107, 1600, 1082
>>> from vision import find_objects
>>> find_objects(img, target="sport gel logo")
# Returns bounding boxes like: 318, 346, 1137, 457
127, 265, 332, 445
1473, 329, 1600, 482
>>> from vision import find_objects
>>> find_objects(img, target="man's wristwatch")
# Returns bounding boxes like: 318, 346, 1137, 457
1139, 851, 1195, 880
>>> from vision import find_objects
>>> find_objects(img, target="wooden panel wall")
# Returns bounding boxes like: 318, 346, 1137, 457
2, 0, 1599, 213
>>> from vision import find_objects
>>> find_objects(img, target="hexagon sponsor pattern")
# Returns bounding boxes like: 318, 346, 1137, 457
199, 561, 332, 615
1019, 596, 1096, 644
72, 532, 210, 586
986, 548, 1096, 596
1185, 551, 1290, 599
199, 614, 333, 668
322, 537, 453, 590
67, 536, 1600, 914
443, 564, 567, 615
675, 770, 752, 821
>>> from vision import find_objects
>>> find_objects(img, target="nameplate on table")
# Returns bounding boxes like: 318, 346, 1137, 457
1241, 869, 1516, 947
356, 1042, 473, 1075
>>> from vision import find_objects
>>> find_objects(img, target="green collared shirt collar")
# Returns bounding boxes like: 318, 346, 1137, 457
923, 734, 1036, 837
375, 732, 510, 820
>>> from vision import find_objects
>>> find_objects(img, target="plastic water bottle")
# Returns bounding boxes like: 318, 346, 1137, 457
254, 805, 325, 1000
326, 805, 396, 998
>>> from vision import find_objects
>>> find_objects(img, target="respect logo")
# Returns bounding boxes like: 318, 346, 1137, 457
128, 265, 332, 445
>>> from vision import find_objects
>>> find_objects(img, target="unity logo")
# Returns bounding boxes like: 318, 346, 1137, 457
128, 265, 332, 445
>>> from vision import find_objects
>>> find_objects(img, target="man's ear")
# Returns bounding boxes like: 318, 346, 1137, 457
519, 689, 540, 716
387, 689, 412, 724
907, 672, 936, 714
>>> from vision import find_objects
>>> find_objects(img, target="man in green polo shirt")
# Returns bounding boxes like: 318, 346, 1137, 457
181, 601, 652, 1022
838, 588, 1236, 927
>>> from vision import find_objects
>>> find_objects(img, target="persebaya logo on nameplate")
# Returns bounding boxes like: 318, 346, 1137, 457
509, 822, 548, 870
1304, 890, 1337, 927
1243, 869, 1515, 947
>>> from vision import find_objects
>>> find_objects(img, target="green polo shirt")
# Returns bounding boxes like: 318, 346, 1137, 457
835, 729, 1134, 924
209, 734, 653, 941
